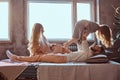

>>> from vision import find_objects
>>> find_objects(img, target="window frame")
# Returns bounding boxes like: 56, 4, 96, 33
27, 0, 97, 43
0, 0, 12, 44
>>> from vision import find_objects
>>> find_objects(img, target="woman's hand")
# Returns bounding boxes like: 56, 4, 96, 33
63, 38, 78, 48
62, 46, 72, 53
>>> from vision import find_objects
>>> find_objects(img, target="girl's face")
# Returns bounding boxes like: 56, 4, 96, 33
40, 27, 44, 33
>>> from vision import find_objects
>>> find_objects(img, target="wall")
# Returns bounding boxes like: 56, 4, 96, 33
0, 0, 120, 60
0, 0, 29, 60
99, 0, 120, 37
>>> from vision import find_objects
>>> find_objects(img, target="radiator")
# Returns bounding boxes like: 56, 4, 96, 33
68, 41, 94, 52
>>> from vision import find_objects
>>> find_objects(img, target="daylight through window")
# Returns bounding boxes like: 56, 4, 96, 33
28, 1, 95, 41
0, 2, 9, 40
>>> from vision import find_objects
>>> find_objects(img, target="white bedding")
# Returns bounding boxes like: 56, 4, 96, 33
0, 59, 120, 80
37, 61, 120, 80
0, 59, 29, 80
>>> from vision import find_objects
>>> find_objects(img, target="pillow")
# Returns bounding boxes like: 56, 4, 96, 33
85, 54, 109, 63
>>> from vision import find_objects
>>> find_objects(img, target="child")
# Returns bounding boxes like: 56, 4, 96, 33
50, 44, 72, 54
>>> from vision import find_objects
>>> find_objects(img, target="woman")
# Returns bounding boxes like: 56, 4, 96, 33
28, 23, 51, 56
64, 20, 113, 50
6, 22, 72, 62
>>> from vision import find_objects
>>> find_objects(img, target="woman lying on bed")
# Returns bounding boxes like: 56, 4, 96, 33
6, 25, 104, 63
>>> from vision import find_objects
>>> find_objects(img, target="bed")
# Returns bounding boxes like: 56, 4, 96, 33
37, 61, 120, 80
0, 59, 120, 80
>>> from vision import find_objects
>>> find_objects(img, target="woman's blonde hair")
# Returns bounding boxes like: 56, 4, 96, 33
28, 23, 43, 56
96, 24, 113, 48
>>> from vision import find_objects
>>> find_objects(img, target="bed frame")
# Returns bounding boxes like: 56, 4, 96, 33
15, 61, 120, 80
16, 65, 37, 80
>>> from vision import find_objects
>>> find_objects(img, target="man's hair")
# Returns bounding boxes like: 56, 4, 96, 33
99, 46, 105, 53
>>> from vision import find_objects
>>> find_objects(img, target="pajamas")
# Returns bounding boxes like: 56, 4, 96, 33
65, 40, 93, 62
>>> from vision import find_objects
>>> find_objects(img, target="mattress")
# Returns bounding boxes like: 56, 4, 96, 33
37, 61, 120, 80
0, 59, 120, 80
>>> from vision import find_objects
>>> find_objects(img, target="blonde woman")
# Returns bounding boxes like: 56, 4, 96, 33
64, 20, 113, 50
28, 23, 51, 56
6, 23, 72, 62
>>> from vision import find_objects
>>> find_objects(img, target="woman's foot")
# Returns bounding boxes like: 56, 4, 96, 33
6, 50, 17, 61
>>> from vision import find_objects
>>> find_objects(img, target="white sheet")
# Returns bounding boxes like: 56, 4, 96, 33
37, 61, 120, 80
0, 59, 29, 80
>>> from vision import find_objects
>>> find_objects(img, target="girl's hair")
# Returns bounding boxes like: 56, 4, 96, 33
28, 23, 43, 56
97, 24, 113, 48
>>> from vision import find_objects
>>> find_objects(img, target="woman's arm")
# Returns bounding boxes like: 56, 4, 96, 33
62, 47, 72, 54
63, 38, 78, 48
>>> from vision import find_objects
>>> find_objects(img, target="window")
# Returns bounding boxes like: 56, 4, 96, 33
28, 3, 72, 40
0, 2, 9, 41
77, 3, 91, 21
28, 0, 95, 41
77, 3, 94, 40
